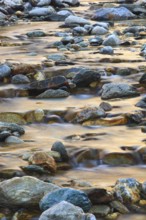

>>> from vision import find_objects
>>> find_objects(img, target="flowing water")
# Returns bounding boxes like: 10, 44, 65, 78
0, 0, 146, 191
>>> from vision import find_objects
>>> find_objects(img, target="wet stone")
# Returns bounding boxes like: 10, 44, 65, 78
36, 89, 70, 99
26, 30, 46, 37
51, 141, 69, 162
11, 74, 30, 84
90, 205, 111, 217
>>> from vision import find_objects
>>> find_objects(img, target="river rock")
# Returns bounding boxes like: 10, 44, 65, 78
72, 68, 101, 87
29, 151, 57, 173
101, 83, 139, 100
99, 102, 112, 111
0, 11, 7, 20
26, 30, 46, 37
100, 46, 114, 54
72, 106, 105, 123
36, 89, 69, 98
28, 76, 68, 92
29, 6, 55, 16
136, 97, 146, 108
103, 34, 120, 46
0, 130, 10, 141
73, 26, 88, 36
92, 7, 136, 21
90, 205, 111, 217
37, 0, 51, 6
139, 72, 146, 85
110, 200, 129, 214
91, 26, 108, 35
0, 122, 25, 135
51, 141, 69, 162
62, 0, 79, 6
114, 178, 141, 203
11, 74, 30, 84
4, 0, 23, 7
65, 15, 90, 26
86, 188, 114, 205
89, 36, 103, 46
39, 187, 92, 212
5, 135, 24, 143
0, 176, 59, 207
39, 201, 96, 220
0, 64, 11, 80
103, 152, 137, 165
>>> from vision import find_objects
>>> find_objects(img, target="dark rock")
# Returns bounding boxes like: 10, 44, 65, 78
36, 89, 70, 98
100, 46, 114, 54
0, 122, 25, 135
101, 83, 139, 100
39, 187, 92, 212
72, 68, 101, 87
99, 102, 112, 111
89, 37, 103, 46
136, 97, 146, 108
86, 188, 114, 205
110, 200, 129, 214
29, 6, 55, 17
26, 30, 46, 37
51, 141, 69, 162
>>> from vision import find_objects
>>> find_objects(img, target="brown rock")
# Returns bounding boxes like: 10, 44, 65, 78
29, 152, 57, 173
85, 188, 114, 205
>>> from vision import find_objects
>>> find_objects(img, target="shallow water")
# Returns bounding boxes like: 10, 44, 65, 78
0, 0, 146, 191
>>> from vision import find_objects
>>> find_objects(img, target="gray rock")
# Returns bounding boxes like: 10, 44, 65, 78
0, 176, 60, 207
57, 9, 74, 17
103, 34, 120, 46
39, 201, 96, 220
29, 7, 55, 16
92, 7, 136, 21
101, 83, 139, 100
4, 0, 23, 7
0, 64, 11, 79
73, 26, 88, 36
65, 15, 90, 26
99, 102, 112, 111
0, 130, 10, 141
100, 46, 114, 54
114, 178, 141, 203
93, 22, 109, 29
51, 141, 69, 162
48, 54, 66, 61
11, 74, 30, 84
0, 122, 25, 135
61, 36, 74, 45
36, 89, 70, 98
5, 135, 24, 144
90, 205, 110, 217
0, 11, 7, 20
37, 0, 51, 6
136, 97, 146, 108
39, 187, 92, 212
91, 26, 108, 35
62, 0, 79, 6
26, 30, 46, 37
89, 37, 103, 46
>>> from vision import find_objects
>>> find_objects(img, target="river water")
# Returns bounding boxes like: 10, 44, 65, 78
0, 0, 146, 190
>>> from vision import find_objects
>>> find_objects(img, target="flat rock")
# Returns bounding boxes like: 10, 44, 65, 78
101, 83, 139, 100
103, 152, 137, 165
65, 15, 90, 26
0, 176, 59, 207
36, 89, 70, 98
92, 7, 136, 21
29, 7, 55, 16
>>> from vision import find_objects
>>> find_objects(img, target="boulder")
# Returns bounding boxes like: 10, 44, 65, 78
101, 83, 139, 100
39, 201, 96, 220
40, 187, 92, 212
92, 7, 136, 21
0, 176, 59, 207
114, 178, 141, 203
